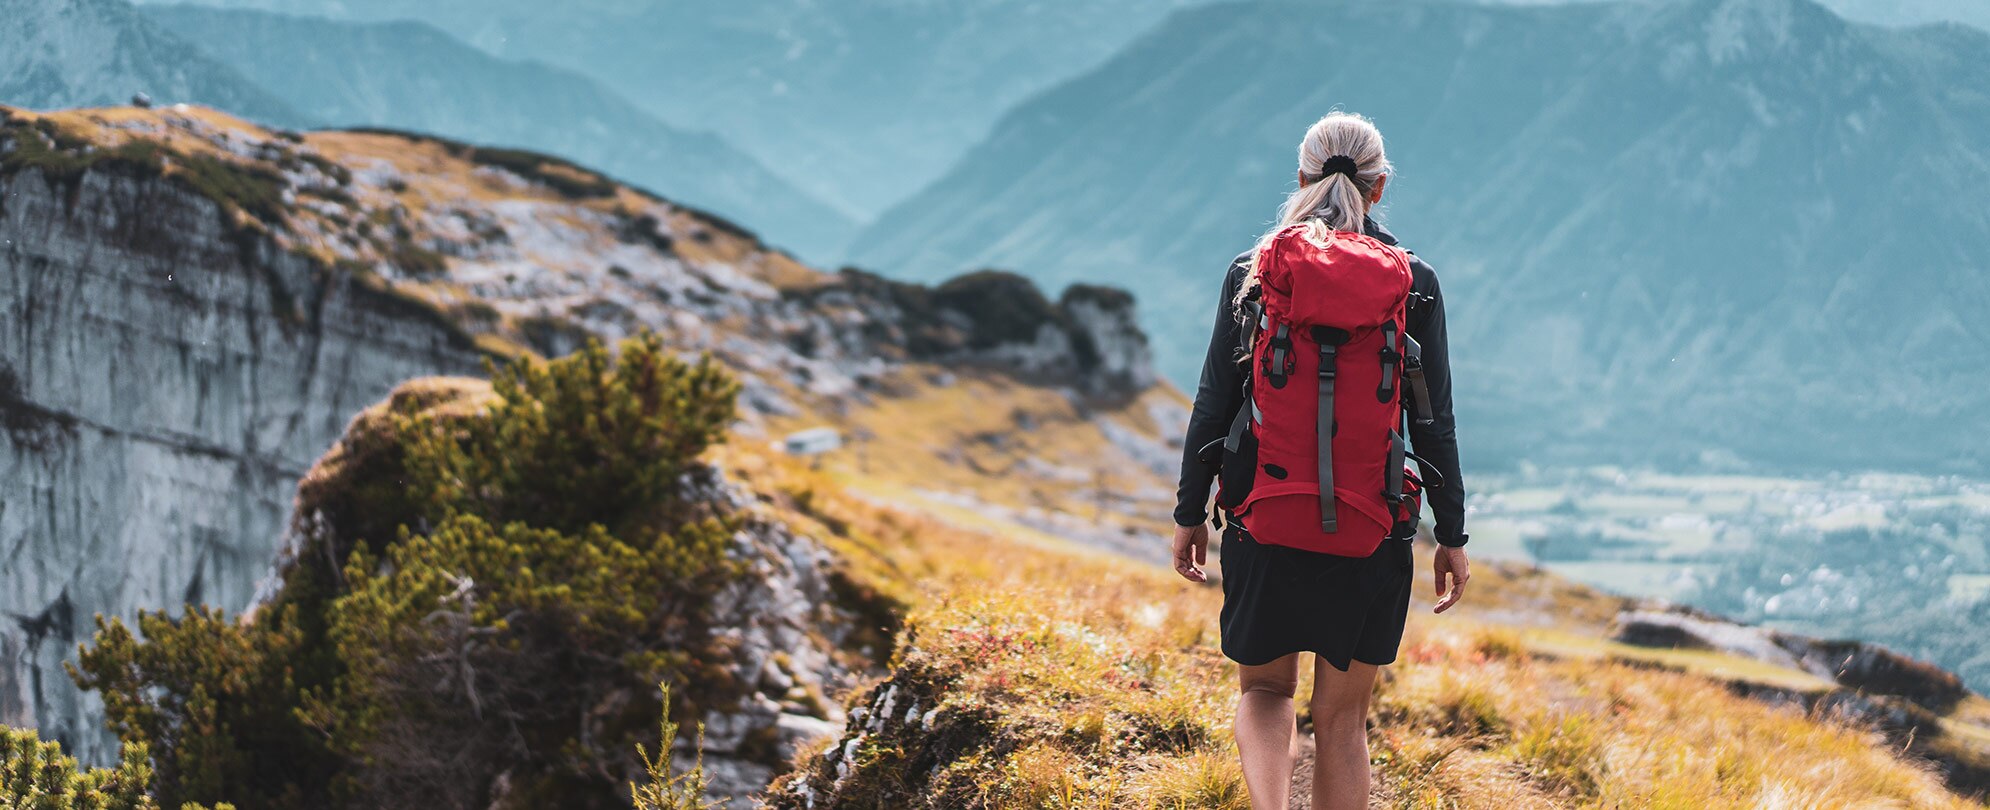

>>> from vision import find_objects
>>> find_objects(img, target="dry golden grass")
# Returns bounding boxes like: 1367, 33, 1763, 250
25, 104, 269, 165
761, 367, 1184, 542
1377, 622, 1972, 808
731, 447, 1985, 809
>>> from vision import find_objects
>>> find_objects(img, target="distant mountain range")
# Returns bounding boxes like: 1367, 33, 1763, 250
136, 5, 853, 260
1486, 0, 1990, 31
123, 0, 1221, 221
129, 0, 1989, 223
1829, 0, 1990, 31
848, 0, 1990, 471
0, 0, 303, 125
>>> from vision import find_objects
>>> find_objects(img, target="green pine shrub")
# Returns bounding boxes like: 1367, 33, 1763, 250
628, 683, 722, 810
71, 334, 743, 810
0, 726, 162, 810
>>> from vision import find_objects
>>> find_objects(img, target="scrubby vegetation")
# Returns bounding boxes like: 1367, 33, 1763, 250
932, 271, 1071, 350
463, 146, 620, 199
0, 112, 285, 230
336, 126, 618, 199
69, 335, 742, 810
0, 726, 168, 810
0, 113, 162, 182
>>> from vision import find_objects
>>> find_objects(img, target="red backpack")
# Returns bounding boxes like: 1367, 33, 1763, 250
1217, 225, 1435, 557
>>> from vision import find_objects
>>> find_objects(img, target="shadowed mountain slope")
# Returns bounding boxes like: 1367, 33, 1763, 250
849, 0, 1990, 471
0, 0, 303, 124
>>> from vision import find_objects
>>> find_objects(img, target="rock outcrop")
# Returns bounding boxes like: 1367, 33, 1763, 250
672, 467, 863, 805
778, 269, 1153, 400
1614, 606, 1969, 712
1613, 604, 1988, 792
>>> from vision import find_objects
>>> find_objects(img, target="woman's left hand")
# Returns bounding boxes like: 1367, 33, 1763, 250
1432, 545, 1470, 613
1172, 523, 1209, 582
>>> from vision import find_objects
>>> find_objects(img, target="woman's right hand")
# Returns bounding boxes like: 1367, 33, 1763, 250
1172, 523, 1209, 582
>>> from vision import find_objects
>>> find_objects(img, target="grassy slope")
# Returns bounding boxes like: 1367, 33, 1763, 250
728, 441, 1989, 808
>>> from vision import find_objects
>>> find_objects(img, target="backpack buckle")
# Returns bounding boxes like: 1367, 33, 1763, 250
1308, 326, 1346, 380
1266, 323, 1293, 388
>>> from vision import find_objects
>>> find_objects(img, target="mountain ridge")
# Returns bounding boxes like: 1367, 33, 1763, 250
132, 3, 855, 263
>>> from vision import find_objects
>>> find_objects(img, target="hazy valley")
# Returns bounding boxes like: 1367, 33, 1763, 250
1472, 468, 1990, 694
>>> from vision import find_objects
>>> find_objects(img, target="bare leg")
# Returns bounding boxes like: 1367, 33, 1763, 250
1309, 658, 1379, 810
1236, 655, 1300, 810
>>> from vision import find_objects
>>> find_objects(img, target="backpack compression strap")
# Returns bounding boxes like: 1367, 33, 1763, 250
1377, 321, 1399, 403
1386, 430, 1407, 521
1403, 334, 1436, 426
1312, 326, 1349, 532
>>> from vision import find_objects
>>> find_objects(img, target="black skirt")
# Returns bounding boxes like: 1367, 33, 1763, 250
1218, 521, 1415, 669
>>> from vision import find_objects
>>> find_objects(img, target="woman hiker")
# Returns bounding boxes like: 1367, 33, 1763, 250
1171, 111, 1471, 810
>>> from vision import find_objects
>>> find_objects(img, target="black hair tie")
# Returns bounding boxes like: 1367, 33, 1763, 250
1316, 154, 1360, 182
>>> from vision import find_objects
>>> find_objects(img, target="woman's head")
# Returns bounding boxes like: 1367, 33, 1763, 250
1291, 111, 1390, 230
1239, 112, 1392, 306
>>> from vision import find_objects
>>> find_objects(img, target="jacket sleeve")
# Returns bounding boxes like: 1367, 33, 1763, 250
1405, 258, 1469, 547
1173, 257, 1249, 527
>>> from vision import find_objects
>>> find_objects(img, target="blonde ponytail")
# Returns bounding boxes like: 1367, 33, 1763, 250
1235, 112, 1393, 310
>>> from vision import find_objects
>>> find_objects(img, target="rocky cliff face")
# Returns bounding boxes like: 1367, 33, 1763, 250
0, 156, 483, 761
0, 103, 1170, 767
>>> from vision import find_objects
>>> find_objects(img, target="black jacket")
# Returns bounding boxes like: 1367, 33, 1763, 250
1173, 221, 1468, 547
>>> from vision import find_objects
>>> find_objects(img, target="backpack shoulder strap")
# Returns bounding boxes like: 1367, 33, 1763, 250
1222, 294, 1265, 455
